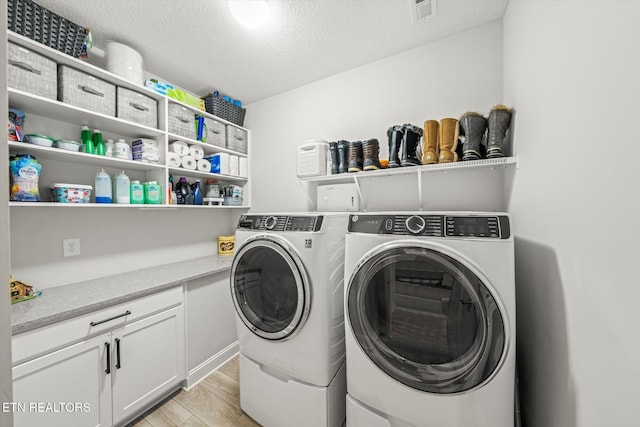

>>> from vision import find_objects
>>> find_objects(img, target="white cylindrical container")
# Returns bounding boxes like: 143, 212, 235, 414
105, 41, 144, 85
114, 171, 130, 204
95, 169, 112, 203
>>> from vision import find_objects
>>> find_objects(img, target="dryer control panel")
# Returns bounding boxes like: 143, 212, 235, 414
348, 214, 510, 239
238, 215, 324, 232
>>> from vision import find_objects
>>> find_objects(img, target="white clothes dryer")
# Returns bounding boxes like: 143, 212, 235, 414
231, 213, 349, 427
344, 212, 515, 427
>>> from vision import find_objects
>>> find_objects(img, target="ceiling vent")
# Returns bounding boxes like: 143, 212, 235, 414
412, 0, 437, 22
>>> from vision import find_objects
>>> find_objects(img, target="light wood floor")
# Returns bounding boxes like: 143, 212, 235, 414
129, 355, 261, 427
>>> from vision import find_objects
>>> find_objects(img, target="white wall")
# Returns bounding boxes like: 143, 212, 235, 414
10, 209, 241, 289
503, 2, 640, 426
246, 21, 504, 212
1, 3, 14, 424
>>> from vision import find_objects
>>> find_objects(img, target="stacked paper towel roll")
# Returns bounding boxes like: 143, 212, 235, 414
169, 140, 190, 157
169, 140, 212, 172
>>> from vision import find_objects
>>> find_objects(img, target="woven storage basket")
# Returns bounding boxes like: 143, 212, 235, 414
202, 117, 226, 148
8, 0, 88, 58
7, 42, 57, 100
226, 125, 248, 154
58, 65, 116, 116
117, 87, 158, 129
168, 104, 196, 140
202, 93, 246, 127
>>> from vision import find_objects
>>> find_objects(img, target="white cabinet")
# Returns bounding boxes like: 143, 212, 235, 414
12, 335, 111, 427
185, 272, 238, 387
7, 30, 251, 209
11, 287, 185, 427
298, 157, 518, 212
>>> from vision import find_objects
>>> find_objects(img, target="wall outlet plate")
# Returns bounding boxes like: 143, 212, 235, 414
63, 238, 81, 257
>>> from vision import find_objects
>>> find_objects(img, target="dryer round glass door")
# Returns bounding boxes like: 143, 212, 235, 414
231, 237, 311, 340
347, 244, 506, 394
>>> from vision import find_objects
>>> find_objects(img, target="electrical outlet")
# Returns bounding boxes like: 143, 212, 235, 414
63, 238, 81, 257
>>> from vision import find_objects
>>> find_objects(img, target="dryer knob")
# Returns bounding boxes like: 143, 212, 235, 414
405, 215, 426, 235
264, 216, 278, 230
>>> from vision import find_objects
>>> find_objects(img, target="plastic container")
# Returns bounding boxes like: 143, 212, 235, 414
10, 154, 41, 201
23, 134, 54, 147
130, 180, 144, 204
8, 109, 25, 142
217, 235, 235, 256
143, 181, 162, 204
93, 129, 105, 156
81, 125, 94, 154
49, 183, 92, 203
174, 177, 190, 205
114, 171, 130, 204
94, 169, 112, 203
53, 139, 81, 151
104, 139, 115, 157
191, 180, 203, 205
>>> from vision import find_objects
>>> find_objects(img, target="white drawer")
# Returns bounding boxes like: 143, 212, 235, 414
12, 286, 183, 365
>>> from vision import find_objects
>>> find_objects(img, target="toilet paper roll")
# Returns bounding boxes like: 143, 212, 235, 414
170, 140, 190, 157
189, 145, 204, 160
181, 155, 197, 170
197, 158, 211, 173
167, 152, 181, 167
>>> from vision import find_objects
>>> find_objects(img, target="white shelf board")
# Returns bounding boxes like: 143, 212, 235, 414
298, 156, 518, 183
9, 141, 166, 172
9, 202, 250, 209
8, 88, 164, 139
167, 167, 248, 183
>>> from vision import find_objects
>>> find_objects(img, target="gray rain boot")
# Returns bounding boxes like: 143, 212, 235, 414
459, 112, 487, 161
387, 125, 403, 168
400, 124, 423, 167
486, 105, 513, 158
329, 141, 339, 174
337, 140, 349, 173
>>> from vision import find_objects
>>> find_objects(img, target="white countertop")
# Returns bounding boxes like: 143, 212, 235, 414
11, 255, 233, 335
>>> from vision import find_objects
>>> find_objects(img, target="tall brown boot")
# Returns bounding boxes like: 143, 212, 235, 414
438, 118, 459, 163
362, 139, 382, 171
422, 120, 439, 165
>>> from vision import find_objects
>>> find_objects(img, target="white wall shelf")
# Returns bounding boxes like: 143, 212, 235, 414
7, 30, 251, 209
299, 156, 517, 212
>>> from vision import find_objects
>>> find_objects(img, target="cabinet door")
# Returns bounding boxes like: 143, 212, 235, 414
12, 335, 112, 427
186, 273, 237, 372
111, 305, 185, 425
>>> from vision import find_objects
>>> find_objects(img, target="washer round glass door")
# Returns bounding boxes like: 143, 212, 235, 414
231, 237, 310, 340
347, 243, 506, 394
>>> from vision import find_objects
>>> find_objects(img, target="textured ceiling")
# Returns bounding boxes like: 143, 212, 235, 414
32, 0, 508, 104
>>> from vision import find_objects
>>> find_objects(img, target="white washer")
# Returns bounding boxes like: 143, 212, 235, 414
231, 213, 349, 427
344, 212, 515, 427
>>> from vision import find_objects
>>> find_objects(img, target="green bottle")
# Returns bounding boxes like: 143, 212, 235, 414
94, 129, 105, 156
81, 126, 94, 154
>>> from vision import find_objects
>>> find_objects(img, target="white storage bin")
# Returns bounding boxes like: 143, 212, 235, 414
116, 87, 158, 128
226, 125, 248, 154
168, 103, 196, 140
58, 65, 116, 116
7, 42, 57, 100
203, 117, 226, 148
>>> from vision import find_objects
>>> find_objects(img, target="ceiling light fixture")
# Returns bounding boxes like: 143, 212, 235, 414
229, 0, 270, 29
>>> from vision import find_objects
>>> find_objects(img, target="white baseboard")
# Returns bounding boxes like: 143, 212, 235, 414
184, 341, 239, 390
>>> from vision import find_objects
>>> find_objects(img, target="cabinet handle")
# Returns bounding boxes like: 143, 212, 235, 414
129, 102, 149, 112
90, 310, 131, 327
178, 116, 190, 123
105, 342, 111, 374
8, 60, 41, 75
115, 338, 121, 369
78, 85, 105, 97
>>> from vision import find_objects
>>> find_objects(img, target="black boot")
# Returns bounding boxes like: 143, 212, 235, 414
387, 125, 403, 168
337, 140, 348, 173
400, 124, 423, 167
486, 105, 512, 158
347, 141, 363, 173
459, 112, 487, 161
362, 139, 382, 171
329, 141, 339, 174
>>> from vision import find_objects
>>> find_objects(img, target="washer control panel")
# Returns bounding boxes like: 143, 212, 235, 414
348, 214, 510, 239
238, 215, 324, 232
